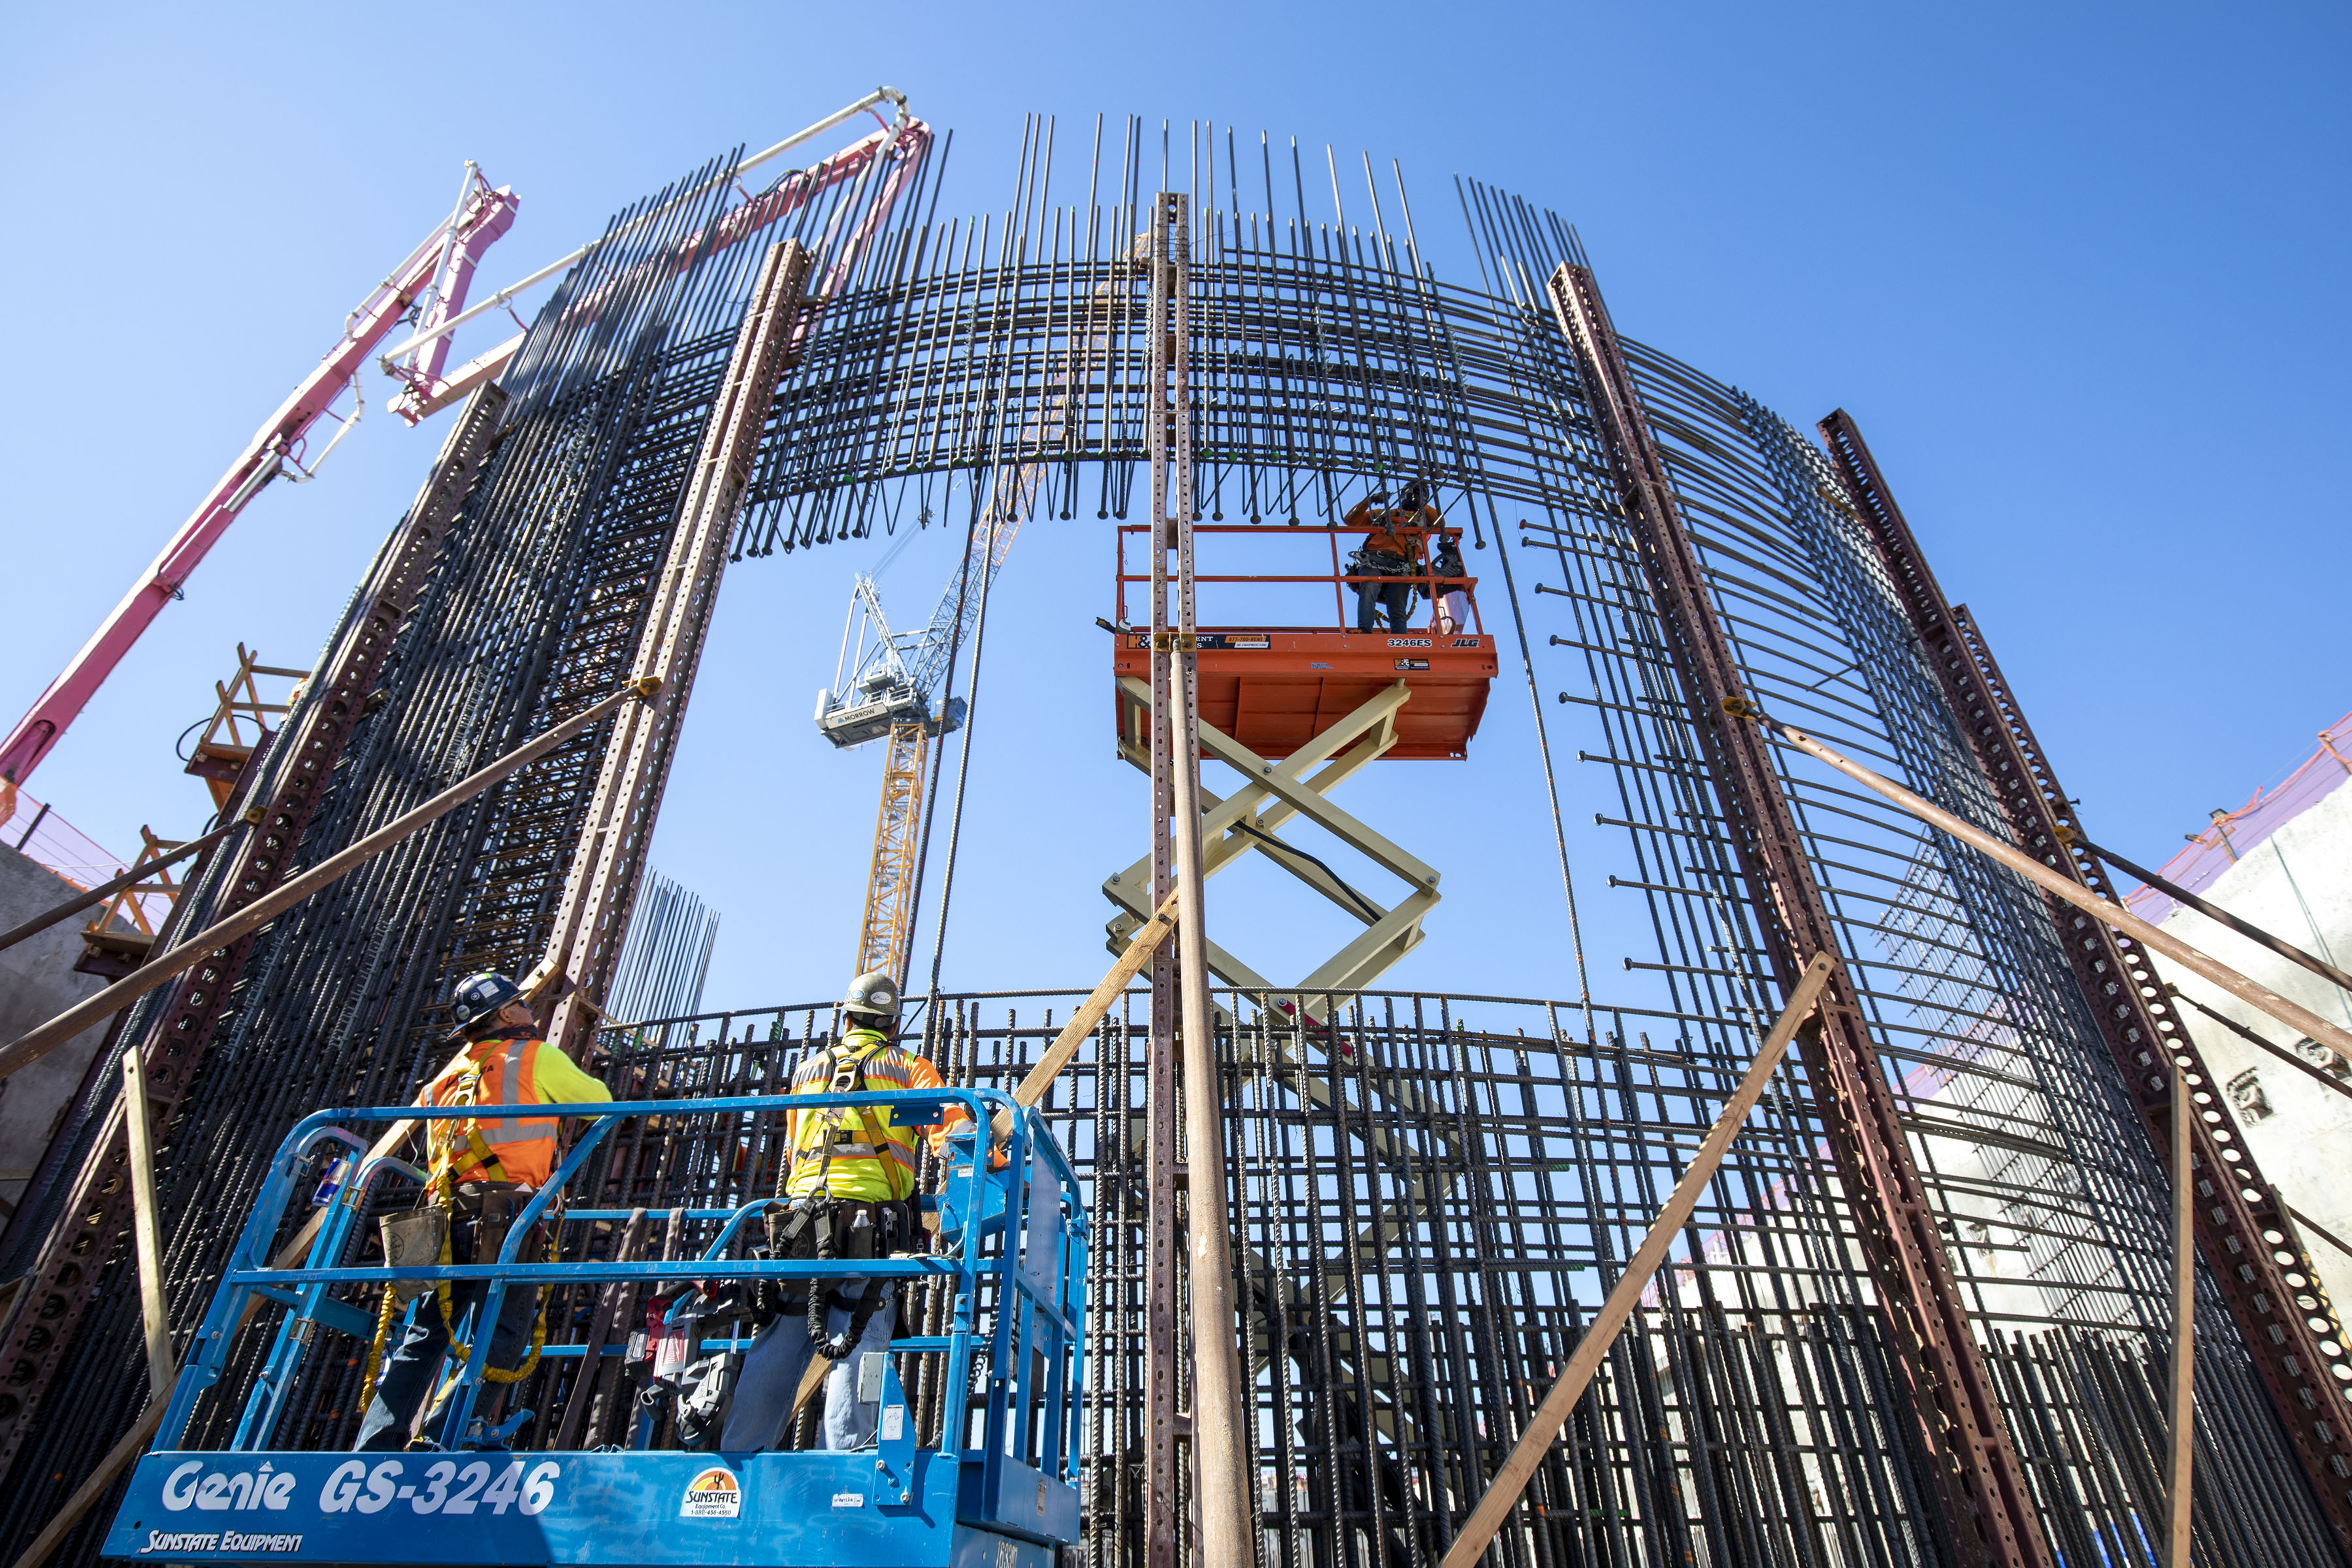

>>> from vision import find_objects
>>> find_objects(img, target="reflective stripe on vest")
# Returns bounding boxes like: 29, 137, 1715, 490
433, 1036, 557, 1186
787, 1031, 922, 1201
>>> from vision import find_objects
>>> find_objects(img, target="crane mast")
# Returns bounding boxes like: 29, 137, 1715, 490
817, 231, 1140, 979
817, 496, 1024, 983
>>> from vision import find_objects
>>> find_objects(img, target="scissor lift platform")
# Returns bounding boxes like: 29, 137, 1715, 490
1112, 627, 1496, 760
1111, 516, 1499, 760
103, 1087, 1084, 1568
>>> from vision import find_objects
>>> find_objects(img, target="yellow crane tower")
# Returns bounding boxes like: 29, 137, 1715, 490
817, 233, 1142, 978
815, 508, 1021, 981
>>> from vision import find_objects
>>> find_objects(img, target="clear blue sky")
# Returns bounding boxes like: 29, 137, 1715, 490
4, 3, 2345, 1019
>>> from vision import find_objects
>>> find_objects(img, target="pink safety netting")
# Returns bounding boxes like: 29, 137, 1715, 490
2121, 710, 2352, 924
0, 787, 171, 928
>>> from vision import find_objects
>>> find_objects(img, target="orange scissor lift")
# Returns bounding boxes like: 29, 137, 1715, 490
1103, 515, 1497, 1011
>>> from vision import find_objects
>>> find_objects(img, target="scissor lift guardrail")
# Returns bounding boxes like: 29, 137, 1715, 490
103, 1088, 1085, 1568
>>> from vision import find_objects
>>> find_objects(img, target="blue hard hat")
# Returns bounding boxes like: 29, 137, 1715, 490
449, 971, 525, 1034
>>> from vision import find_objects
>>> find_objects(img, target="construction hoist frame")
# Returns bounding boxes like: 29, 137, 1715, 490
1819, 407, 2352, 1563
1546, 263, 2055, 1568
99, 1086, 1085, 1568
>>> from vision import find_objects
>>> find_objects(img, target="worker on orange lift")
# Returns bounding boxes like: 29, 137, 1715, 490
717, 970, 1004, 1452
355, 972, 612, 1451
1345, 478, 1439, 633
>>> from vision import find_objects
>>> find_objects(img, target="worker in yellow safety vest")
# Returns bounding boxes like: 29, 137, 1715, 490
354, 971, 612, 1450
718, 968, 1001, 1451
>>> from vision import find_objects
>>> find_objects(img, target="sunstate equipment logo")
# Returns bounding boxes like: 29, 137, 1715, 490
140, 1533, 303, 1554
680, 1467, 742, 1519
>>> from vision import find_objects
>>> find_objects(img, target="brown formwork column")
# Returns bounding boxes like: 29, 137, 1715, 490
1545, 265, 2053, 1568
538, 238, 810, 1056
0, 382, 508, 1486
1819, 406, 2352, 1563
1141, 192, 1183, 1568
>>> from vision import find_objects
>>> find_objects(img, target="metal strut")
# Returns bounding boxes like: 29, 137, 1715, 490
1546, 264, 2054, 1568
1818, 406, 2352, 1563
1103, 678, 1441, 1007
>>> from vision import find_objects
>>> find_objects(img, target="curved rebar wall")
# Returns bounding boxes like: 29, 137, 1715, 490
0, 116, 2334, 1567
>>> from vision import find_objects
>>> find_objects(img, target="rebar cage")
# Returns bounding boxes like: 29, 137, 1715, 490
164, 990, 2306, 1568
2, 114, 2340, 1568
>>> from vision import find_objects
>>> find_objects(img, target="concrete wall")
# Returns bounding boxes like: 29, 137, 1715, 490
2152, 772, 2352, 1313
0, 844, 118, 1226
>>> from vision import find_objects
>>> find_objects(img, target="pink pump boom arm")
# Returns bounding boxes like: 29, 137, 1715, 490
0, 176, 521, 794
1, 90, 927, 800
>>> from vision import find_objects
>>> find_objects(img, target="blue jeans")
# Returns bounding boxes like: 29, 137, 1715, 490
717, 1282, 897, 1451
354, 1281, 539, 1450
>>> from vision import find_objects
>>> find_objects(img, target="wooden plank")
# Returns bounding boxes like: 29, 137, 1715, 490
2163, 1068, 2195, 1568
1014, 889, 1179, 1108
1437, 951, 1836, 1568
120, 1049, 174, 1399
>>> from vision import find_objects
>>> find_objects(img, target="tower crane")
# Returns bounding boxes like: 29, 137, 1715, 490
817, 229, 1147, 981
815, 506, 1021, 982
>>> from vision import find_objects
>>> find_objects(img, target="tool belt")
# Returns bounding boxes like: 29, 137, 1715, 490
378, 1179, 538, 1303
453, 1179, 539, 1271
362, 1067, 560, 1408
1348, 548, 1411, 578
760, 1194, 912, 1357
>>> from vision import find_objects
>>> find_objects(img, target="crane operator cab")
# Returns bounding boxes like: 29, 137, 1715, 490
1112, 477, 1499, 760
102, 1086, 1085, 1568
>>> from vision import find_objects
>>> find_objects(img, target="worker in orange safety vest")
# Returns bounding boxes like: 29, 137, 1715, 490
354, 971, 612, 1450
1345, 476, 1439, 633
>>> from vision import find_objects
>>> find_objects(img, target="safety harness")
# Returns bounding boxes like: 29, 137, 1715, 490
359, 1053, 557, 1410
776, 1034, 907, 1360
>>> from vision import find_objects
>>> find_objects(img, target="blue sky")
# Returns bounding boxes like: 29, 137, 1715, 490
3, 3, 2345, 1019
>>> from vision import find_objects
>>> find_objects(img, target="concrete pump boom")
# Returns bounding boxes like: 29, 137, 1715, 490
0, 88, 927, 811
0, 172, 521, 806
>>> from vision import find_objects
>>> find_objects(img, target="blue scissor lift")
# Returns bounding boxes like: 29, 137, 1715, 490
103, 1087, 1085, 1568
